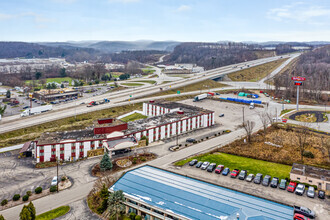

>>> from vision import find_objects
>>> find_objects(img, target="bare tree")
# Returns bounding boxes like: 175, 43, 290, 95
296, 123, 309, 162
320, 136, 330, 162
243, 120, 255, 143
259, 112, 271, 139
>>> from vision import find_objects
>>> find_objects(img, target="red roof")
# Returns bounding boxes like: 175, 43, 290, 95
19, 141, 32, 153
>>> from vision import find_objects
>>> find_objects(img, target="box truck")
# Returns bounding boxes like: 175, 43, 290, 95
20, 105, 53, 117
193, 94, 208, 102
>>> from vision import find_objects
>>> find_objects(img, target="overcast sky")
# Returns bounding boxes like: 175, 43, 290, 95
1, 0, 330, 42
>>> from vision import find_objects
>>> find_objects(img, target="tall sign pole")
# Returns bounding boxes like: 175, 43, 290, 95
291, 76, 306, 111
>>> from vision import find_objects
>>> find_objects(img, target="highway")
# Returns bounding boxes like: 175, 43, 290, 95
0, 54, 294, 134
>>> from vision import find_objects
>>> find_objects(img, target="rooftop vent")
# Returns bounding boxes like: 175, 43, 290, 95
177, 110, 184, 115
149, 100, 155, 103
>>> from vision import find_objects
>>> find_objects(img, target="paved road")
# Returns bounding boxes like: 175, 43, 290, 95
0, 55, 292, 133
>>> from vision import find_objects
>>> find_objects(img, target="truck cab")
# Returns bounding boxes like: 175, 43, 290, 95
249, 102, 255, 109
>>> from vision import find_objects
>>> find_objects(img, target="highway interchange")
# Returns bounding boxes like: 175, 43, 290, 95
0, 54, 298, 134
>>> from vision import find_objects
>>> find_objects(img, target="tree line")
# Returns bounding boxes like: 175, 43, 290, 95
273, 45, 330, 103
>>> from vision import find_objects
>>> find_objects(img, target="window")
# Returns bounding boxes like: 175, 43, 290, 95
60, 149, 64, 154
60, 144, 64, 149
51, 150, 56, 155
40, 152, 44, 156
71, 143, 75, 148
71, 148, 75, 153
40, 146, 44, 151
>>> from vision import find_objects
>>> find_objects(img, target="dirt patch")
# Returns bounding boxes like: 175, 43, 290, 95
218, 125, 330, 169
289, 111, 327, 123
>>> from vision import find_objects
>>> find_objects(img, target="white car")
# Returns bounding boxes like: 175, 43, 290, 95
295, 184, 305, 196
51, 176, 58, 186
201, 162, 210, 170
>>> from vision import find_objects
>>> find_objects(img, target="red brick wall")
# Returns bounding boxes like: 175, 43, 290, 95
94, 123, 128, 135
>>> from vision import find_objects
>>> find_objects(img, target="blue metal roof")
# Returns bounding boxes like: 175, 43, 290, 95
110, 166, 293, 220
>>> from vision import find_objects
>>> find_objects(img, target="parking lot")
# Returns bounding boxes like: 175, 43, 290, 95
170, 164, 330, 219
178, 98, 265, 131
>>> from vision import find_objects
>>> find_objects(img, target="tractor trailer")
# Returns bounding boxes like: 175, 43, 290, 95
193, 94, 208, 102
20, 105, 53, 117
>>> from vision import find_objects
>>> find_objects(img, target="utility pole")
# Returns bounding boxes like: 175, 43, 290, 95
56, 154, 59, 193
242, 107, 245, 124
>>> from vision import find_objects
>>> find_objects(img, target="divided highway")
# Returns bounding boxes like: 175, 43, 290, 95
0, 55, 292, 134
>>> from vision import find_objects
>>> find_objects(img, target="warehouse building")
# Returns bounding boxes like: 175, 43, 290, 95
33, 88, 80, 102
290, 163, 330, 191
33, 101, 214, 163
109, 166, 294, 220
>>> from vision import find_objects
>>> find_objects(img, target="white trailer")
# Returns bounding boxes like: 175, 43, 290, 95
21, 105, 53, 117
193, 94, 208, 102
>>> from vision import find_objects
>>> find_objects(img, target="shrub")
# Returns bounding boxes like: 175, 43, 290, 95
140, 157, 146, 162
135, 215, 142, 220
61, 176, 66, 181
303, 151, 314, 158
0, 215, 5, 220
132, 158, 137, 164
129, 212, 136, 220
13, 194, 20, 201
35, 187, 42, 194
1, 199, 8, 206
178, 144, 182, 147
22, 195, 29, 202
50, 185, 57, 193
185, 144, 188, 147
26, 191, 32, 196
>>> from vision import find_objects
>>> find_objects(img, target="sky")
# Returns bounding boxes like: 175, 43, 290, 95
0, 0, 330, 42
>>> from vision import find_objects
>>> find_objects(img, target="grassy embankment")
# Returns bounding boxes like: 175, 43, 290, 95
142, 67, 156, 74
120, 113, 147, 122
175, 152, 292, 180
121, 83, 144, 87
36, 206, 70, 220
130, 80, 156, 84
0, 103, 143, 148
147, 79, 228, 98
228, 58, 289, 82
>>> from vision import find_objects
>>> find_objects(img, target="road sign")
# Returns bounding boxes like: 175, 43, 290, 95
130, 95, 132, 97
177, 91, 180, 94
29, 93, 33, 98
294, 81, 303, 86
291, 76, 306, 81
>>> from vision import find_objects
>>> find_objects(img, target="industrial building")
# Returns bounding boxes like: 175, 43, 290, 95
109, 166, 294, 220
31, 101, 214, 163
290, 163, 330, 191
33, 88, 80, 102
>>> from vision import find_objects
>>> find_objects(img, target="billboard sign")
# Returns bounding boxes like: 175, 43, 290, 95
291, 76, 306, 81
294, 81, 303, 86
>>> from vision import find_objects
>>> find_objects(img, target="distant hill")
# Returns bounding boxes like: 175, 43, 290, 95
38, 40, 180, 53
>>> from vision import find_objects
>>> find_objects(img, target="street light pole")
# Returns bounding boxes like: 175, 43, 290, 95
56, 154, 59, 193
296, 85, 299, 111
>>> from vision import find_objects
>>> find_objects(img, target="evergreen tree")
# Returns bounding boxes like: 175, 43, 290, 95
107, 190, 125, 220
0, 214, 5, 220
27, 202, 36, 220
100, 153, 113, 171
19, 206, 31, 220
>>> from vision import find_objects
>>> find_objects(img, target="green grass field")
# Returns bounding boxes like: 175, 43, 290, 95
121, 83, 144, 87
175, 152, 291, 179
26, 77, 73, 85
142, 68, 156, 74
36, 206, 70, 220
120, 113, 147, 122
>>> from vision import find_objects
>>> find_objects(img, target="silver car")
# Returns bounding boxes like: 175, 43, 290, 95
306, 186, 315, 198
246, 174, 255, 182
201, 161, 210, 170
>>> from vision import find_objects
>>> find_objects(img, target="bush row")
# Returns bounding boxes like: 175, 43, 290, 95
1, 187, 43, 206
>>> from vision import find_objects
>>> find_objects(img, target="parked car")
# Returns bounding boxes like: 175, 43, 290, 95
23, 106, 29, 109
238, 170, 247, 180
318, 190, 325, 199
215, 165, 224, 174
306, 186, 315, 198
294, 213, 310, 220
230, 169, 240, 178
279, 179, 287, 190
262, 175, 271, 186
294, 206, 315, 219
201, 162, 210, 170
51, 176, 58, 186
219, 113, 224, 117
287, 181, 297, 192
189, 159, 198, 166
254, 173, 263, 184
295, 184, 306, 196
270, 177, 279, 188
195, 161, 203, 168
207, 163, 217, 172
246, 174, 254, 182
222, 167, 230, 176
186, 138, 196, 143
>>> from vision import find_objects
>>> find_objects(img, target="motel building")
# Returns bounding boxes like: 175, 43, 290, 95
32, 101, 215, 163
109, 166, 294, 220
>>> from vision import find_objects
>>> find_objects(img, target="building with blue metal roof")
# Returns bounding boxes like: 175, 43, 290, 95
109, 165, 294, 220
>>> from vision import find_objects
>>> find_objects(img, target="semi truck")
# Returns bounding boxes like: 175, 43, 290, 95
20, 105, 53, 117
193, 94, 208, 102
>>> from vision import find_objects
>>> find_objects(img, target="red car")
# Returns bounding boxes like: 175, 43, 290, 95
215, 165, 224, 174
294, 213, 310, 220
230, 169, 240, 178
287, 181, 297, 192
